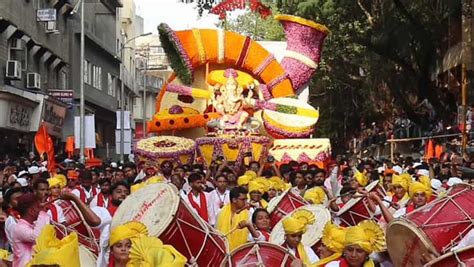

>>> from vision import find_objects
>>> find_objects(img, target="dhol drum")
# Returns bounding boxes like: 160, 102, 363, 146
267, 189, 308, 228
335, 180, 386, 226
111, 183, 229, 267
270, 204, 331, 252
79, 245, 97, 266
52, 200, 100, 255
221, 241, 295, 267
386, 185, 474, 267
425, 245, 474, 267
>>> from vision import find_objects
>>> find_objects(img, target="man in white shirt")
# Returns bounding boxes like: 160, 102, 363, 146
183, 173, 213, 224
208, 175, 230, 227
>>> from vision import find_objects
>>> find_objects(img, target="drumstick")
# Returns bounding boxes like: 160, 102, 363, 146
224, 226, 239, 236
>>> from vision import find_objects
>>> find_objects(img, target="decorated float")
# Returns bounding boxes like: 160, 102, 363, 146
137, 13, 332, 168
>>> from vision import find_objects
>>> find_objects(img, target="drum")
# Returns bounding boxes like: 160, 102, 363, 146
221, 242, 295, 267
79, 245, 97, 266
425, 245, 474, 267
267, 189, 308, 228
111, 183, 229, 267
52, 200, 100, 255
336, 180, 385, 226
270, 205, 331, 252
386, 185, 474, 267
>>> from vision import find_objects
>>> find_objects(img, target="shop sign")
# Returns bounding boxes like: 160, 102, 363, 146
48, 90, 74, 108
43, 99, 67, 136
6, 102, 32, 131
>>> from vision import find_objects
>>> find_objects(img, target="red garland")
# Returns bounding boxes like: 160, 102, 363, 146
210, 0, 271, 20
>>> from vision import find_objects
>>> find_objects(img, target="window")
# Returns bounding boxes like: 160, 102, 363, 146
59, 70, 67, 90
107, 73, 116, 96
93, 65, 102, 89
84, 60, 91, 84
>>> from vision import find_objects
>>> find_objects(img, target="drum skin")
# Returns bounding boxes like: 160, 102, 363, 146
336, 180, 385, 226
112, 183, 229, 267
425, 245, 474, 267
267, 190, 307, 228
386, 186, 474, 267
79, 245, 97, 266
221, 242, 295, 267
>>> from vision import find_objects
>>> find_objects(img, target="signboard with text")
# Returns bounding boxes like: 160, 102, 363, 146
37, 9, 57, 22
42, 98, 67, 137
48, 90, 74, 108
5, 101, 32, 131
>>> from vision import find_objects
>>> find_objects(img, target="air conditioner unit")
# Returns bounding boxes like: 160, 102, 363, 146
27, 72, 41, 89
6, 60, 21, 80
10, 39, 23, 50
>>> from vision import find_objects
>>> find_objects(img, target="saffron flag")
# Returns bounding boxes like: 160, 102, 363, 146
35, 123, 56, 174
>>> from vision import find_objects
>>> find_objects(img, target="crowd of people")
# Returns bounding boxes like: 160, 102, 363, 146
0, 149, 471, 266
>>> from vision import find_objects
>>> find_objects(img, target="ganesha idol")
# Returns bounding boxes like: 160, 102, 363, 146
141, 14, 332, 168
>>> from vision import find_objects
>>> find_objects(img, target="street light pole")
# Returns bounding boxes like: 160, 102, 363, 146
118, 32, 152, 162
142, 56, 147, 137
79, 0, 85, 163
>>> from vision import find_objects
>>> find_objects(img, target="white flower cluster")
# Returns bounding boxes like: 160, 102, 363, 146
136, 136, 195, 153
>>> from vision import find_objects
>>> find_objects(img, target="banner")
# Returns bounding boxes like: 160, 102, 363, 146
74, 115, 96, 149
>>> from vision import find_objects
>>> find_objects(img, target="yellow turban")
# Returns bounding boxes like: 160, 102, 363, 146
245, 170, 257, 179
303, 186, 326, 205
248, 177, 270, 194
110, 221, 148, 246
282, 209, 315, 235
409, 181, 432, 199
344, 220, 385, 254
27, 225, 80, 267
48, 174, 67, 188
322, 222, 346, 253
0, 249, 9, 260
237, 175, 251, 186
127, 236, 187, 267
131, 176, 165, 193
268, 176, 283, 191
391, 174, 409, 191
354, 170, 369, 187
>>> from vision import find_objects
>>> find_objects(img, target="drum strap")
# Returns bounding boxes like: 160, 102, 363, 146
260, 230, 270, 241
188, 192, 209, 222
406, 204, 416, 213
49, 204, 59, 222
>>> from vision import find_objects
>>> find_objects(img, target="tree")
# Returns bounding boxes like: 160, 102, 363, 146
224, 2, 285, 41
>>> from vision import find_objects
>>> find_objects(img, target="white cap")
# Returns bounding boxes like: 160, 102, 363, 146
39, 166, 48, 173
28, 166, 40, 174
413, 162, 422, 168
392, 166, 403, 174
447, 177, 463, 187
377, 167, 385, 173
416, 169, 430, 177
18, 171, 29, 178
16, 178, 28, 187
111, 162, 118, 168
431, 179, 442, 190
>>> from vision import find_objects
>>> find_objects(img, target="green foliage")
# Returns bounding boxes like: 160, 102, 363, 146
223, 2, 285, 41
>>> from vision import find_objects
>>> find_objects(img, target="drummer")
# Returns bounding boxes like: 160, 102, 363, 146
367, 174, 410, 216
324, 220, 385, 267
109, 221, 148, 266
72, 170, 99, 205
368, 180, 432, 223
216, 186, 250, 251
237, 208, 271, 242
107, 181, 130, 217
46, 174, 68, 223
312, 222, 346, 266
282, 210, 320, 265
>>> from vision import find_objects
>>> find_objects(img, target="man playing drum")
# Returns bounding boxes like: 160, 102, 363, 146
282, 209, 319, 265
216, 186, 250, 251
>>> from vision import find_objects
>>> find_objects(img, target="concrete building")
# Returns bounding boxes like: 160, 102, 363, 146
0, 0, 72, 157
66, 0, 123, 159
134, 35, 172, 138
